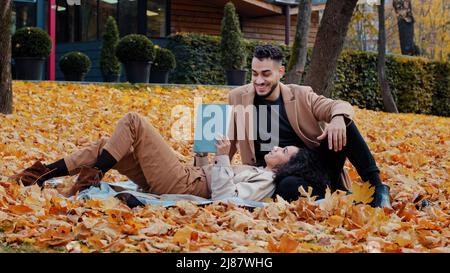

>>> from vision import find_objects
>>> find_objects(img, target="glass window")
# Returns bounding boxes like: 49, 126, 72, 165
81, 0, 98, 41
12, 1, 37, 34
56, 0, 98, 43
56, 0, 79, 43
99, 0, 118, 36
54, 0, 168, 42
118, 0, 138, 36
55, 0, 66, 42
147, 0, 166, 37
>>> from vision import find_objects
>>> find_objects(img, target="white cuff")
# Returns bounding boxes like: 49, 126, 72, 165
213, 155, 231, 167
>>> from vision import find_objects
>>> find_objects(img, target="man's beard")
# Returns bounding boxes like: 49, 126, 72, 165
255, 82, 279, 99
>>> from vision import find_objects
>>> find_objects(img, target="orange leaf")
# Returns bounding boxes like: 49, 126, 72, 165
397, 203, 418, 221
8, 204, 34, 214
351, 182, 374, 204
267, 238, 278, 253
172, 227, 192, 245
336, 247, 354, 253
394, 231, 415, 247
417, 219, 441, 231
279, 234, 299, 253
327, 215, 345, 228
191, 231, 199, 242
266, 235, 299, 253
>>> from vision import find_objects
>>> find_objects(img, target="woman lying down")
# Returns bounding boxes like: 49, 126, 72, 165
10, 112, 331, 202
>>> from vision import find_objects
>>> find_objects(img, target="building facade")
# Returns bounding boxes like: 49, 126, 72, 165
12, 0, 326, 82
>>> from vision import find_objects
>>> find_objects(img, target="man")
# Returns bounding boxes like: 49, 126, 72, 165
226, 45, 391, 208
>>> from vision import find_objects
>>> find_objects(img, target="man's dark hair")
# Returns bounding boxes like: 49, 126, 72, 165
253, 45, 283, 63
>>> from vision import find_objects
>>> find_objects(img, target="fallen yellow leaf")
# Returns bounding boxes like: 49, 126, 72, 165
351, 182, 375, 204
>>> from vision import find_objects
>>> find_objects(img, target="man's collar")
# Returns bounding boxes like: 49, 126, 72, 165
279, 82, 295, 102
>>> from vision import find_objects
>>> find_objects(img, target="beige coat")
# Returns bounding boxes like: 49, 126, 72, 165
227, 83, 354, 190
194, 155, 275, 201
210, 155, 275, 201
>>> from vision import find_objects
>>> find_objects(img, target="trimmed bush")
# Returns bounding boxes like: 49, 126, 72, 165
220, 2, 246, 70
332, 51, 439, 115
387, 55, 433, 114
59, 51, 91, 75
167, 33, 224, 84
116, 34, 155, 63
12, 27, 52, 58
429, 61, 450, 117
100, 16, 121, 77
152, 46, 176, 71
332, 51, 384, 111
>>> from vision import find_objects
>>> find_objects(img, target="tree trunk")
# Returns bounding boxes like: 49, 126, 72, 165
304, 0, 358, 97
393, 0, 419, 55
378, 0, 398, 113
285, 0, 312, 84
0, 0, 13, 114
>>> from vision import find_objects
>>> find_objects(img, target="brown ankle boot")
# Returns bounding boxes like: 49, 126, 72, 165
66, 166, 103, 197
9, 161, 54, 187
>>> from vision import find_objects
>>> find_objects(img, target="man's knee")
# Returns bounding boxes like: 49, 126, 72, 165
124, 111, 142, 121
121, 112, 149, 129
80, 137, 108, 150
346, 121, 362, 139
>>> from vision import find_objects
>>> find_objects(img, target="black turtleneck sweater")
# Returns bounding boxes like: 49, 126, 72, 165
253, 93, 305, 167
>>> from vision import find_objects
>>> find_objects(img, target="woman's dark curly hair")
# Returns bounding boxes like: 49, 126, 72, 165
272, 147, 331, 198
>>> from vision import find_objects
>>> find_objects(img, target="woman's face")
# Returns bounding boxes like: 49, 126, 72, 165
264, 146, 299, 169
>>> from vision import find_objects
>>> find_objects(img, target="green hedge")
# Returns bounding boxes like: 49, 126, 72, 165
332, 51, 382, 111
430, 62, 450, 117
166, 33, 223, 84
166, 33, 290, 85
167, 33, 449, 116
332, 51, 448, 116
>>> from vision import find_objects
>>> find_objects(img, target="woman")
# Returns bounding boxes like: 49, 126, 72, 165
10, 112, 327, 202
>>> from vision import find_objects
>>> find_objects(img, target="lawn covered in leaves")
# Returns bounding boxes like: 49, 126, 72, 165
0, 81, 448, 253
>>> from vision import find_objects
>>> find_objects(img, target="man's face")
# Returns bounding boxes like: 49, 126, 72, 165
264, 145, 299, 168
251, 57, 285, 97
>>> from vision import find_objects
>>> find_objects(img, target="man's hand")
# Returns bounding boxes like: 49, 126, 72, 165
215, 134, 231, 156
195, 152, 208, 157
317, 115, 347, 151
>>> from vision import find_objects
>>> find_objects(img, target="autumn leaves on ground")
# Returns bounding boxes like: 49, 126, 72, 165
0, 81, 448, 253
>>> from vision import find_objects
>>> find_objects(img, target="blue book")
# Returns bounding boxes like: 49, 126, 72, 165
193, 104, 233, 153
